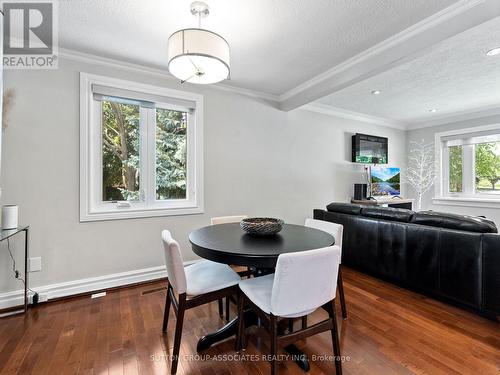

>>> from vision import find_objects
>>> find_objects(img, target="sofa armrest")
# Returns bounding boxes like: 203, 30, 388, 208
482, 234, 500, 316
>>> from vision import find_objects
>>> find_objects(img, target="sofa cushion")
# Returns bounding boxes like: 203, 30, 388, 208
411, 211, 497, 233
326, 202, 362, 215
361, 206, 414, 222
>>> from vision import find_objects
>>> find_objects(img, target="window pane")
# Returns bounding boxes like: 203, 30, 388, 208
475, 141, 500, 193
102, 99, 141, 201
448, 145, 463, 193
156, 108, 187, 200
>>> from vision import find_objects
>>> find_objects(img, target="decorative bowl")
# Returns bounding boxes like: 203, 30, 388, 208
240, 217, 284, 236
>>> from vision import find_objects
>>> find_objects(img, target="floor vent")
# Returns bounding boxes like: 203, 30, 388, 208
141, 287, 166, 296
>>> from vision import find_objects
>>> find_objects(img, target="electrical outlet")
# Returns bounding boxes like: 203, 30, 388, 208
28, 257, 42, 272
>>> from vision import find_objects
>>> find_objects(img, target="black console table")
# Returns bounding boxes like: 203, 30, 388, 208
1, 226, 29, 314
351, 198, 413, 210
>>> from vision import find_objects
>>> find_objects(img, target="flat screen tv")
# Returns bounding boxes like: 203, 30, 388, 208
352, 133, 388, 164
370, 166, 400, 197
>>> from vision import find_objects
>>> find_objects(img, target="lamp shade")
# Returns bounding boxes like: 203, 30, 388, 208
168, 28, 230, 84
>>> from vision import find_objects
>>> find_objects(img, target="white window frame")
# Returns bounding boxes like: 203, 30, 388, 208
434, 123, 500, 208
80, 73, 204, 222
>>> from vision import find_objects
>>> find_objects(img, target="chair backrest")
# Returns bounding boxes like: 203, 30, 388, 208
161, 230, 187, 294
270, 246, 340, 317
305, 218, 343, 256
211, 215, 248, 225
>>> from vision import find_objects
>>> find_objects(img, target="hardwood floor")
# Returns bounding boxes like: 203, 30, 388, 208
0, 267, 499, 375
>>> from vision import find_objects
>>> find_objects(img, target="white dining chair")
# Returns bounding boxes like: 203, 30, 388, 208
305, 218, 347, 320
211, 215, 248, 321
211, 215, 248, 225
236, 246, 342, 375
161, 230, 241, 374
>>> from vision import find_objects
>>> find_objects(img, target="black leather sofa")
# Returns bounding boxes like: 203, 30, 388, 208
314, 203, 500, 319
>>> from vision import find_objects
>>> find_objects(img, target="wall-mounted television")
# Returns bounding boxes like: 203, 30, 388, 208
352, 133, 388, 164
370, 166, 400, 197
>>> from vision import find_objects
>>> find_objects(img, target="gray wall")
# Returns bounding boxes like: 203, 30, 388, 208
0, 58, 406, 294
406, 114, 500, 225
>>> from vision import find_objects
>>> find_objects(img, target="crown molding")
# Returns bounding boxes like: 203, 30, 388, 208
303, 103, 500, 132
59, 48, 175, 79
301, 103, 408, 130
279, 0, 497, 111
59, 48, 279, 103
214, 82, 279, 103
405, 104, 500, 131
58, 0, 499, 113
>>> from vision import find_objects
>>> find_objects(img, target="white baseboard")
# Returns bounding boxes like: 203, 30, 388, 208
0, 260, 198, 310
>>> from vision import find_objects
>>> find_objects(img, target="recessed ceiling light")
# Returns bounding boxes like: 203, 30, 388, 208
486, 47, 500, 56
371, 90, 381, 95
429, 109, 438, 113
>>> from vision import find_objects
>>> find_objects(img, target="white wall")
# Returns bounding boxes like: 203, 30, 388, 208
0, 57, 406, 300
406, 114, 500, 226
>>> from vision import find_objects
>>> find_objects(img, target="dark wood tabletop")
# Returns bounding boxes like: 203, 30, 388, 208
189, 223, 335, 268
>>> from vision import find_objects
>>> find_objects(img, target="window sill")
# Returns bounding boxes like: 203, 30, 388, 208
432, 196, 500, 209
80, 206, 204, 222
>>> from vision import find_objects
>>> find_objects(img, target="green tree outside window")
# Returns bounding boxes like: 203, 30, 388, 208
448, 145, 462, 193
475, 142, 500, 191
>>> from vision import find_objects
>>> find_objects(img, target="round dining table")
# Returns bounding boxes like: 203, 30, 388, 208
189, 222, 335, 371
190, 222, 335, 268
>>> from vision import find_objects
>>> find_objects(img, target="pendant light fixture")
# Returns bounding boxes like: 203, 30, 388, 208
167, 2, 230, 84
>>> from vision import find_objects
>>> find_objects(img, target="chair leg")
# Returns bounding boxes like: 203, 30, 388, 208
301, 316, 307, 330
236, 293, 246, 351
171, 293, 186, 375
226, 296, 230, 322
270, 314, 278, 375
329, 299, 342, 375
162, 284, 172, 332
218, 298, 223, 318
337, 267, 347, 320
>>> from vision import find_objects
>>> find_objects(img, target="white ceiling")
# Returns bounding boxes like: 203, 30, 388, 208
58, 0, 460, 96
316, 15, 500, 126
